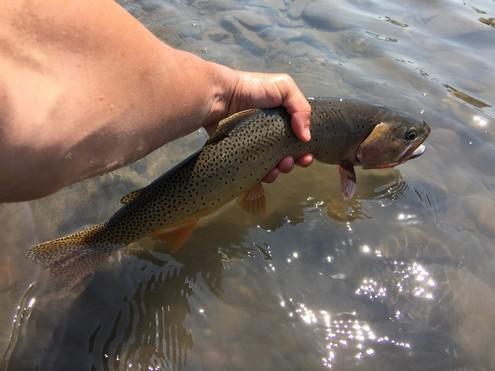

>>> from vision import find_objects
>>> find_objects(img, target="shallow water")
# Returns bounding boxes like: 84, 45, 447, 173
1, 0, 495, 369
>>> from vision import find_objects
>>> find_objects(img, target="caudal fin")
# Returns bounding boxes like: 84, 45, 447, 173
26, 224, 115, 289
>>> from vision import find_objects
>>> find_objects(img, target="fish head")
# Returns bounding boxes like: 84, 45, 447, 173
356, 111, 431, 169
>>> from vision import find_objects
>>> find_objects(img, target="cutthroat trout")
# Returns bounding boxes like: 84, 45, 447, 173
27, 98, 430, 287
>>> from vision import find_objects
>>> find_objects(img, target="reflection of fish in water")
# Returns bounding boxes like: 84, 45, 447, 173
27, 98, 430, 286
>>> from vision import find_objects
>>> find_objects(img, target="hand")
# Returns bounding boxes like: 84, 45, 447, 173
207, 71, 314, 183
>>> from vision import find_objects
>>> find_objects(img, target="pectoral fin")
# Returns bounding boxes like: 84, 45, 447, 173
238, 183, 267, 216
338, 163, 357, 200
150, 220, 198, 253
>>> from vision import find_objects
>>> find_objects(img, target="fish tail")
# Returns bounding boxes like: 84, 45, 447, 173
26, 224, 115, 288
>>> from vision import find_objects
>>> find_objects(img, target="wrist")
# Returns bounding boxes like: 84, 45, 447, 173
201, 61, 240, 129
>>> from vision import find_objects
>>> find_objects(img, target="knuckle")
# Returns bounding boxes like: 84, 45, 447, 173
282, 73, 293, 83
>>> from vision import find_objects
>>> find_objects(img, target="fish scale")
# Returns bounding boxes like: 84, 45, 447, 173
27, 98, 430, 288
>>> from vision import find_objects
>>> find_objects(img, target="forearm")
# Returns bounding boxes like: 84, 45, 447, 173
0, 0, 235, 202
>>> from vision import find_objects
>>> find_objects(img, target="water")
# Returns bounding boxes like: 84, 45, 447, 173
1, 0, 495, 369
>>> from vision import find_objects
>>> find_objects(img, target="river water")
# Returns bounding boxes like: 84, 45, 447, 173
1, 0, 494, 370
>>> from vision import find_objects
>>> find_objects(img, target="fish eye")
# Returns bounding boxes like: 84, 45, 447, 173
405, 128, 417, 141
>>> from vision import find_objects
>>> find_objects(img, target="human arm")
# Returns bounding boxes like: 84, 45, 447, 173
0, 0, 311, 202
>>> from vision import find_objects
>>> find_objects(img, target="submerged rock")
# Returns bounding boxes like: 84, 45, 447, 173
449, 269, 495, 370
231, 10, 272, 32
195, 0, 239, 12
287, 0, 308, 20
330, 30, 385, 58
479, 17, 495, 28
257, 26, 303, 43
468, 142, 495, 176
301, 1, 354, 31
221, 16, 267, 55
208, 26, 232, 42
462, 194, 495, 239
425, 10, 488, 40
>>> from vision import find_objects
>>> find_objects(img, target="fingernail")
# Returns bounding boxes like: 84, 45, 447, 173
304, 128, 311, 141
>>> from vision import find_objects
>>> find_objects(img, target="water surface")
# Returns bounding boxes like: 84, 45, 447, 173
1, 0, 495, 369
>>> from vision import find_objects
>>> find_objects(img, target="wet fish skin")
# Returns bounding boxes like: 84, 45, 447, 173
91, 98, 428, 243
27, 98, 430, 287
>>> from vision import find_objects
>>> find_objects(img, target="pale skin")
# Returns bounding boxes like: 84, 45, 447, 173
0, 0, 312, 203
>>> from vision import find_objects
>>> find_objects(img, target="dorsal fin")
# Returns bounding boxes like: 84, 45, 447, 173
120, 189, 143, 204
206, 109, 259, 145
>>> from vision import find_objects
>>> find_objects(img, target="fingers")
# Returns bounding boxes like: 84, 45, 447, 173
262, 168, 279, 183
262, 154, 313, 183
232, 72, 312, 143
291, 111, 312, 142
222, 70, 314, 185
273, 74, 312, 142
278, 157, 295, 173
295, 154, 313, 167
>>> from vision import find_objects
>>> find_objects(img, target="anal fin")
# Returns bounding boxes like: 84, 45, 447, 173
150, 220, 198, 253
238, 183, 267, 216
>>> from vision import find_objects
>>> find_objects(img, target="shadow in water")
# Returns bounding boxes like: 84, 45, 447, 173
2, 166, 445, 370
1, 211, 260, 370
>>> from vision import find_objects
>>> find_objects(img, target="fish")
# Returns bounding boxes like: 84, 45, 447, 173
26, 97, 431, 287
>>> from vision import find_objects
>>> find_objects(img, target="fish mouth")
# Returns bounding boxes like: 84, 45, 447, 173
398, 142, 426, 164
356, 142, 427, 169
408, 144, 426, 159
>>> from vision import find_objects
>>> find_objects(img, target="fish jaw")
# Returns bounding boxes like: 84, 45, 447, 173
409, 144, 426, 159
355, 118, 430, 169
359, 142, 426, 169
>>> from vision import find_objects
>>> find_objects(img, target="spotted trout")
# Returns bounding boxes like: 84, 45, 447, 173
27, 98, 430, 287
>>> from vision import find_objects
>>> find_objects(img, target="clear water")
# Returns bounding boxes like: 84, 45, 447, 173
1, 0, 495, 369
